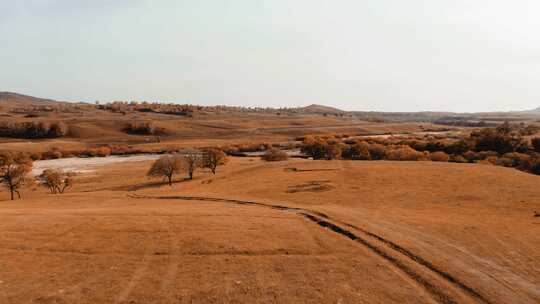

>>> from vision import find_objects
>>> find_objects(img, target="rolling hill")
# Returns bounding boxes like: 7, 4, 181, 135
0, 92, 62, 111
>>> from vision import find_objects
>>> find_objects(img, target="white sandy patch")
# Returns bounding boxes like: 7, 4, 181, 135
32, 154, 161, 176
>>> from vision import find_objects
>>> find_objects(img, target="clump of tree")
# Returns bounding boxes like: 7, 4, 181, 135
470, 127, 525, 155
385, 145, 428, 161
124, 121, 165, 135
297, 121, 540, 175
202, 148, 228, 174
147, 154, 184, 186
0, 152, 33, 200
0, 121, 68, 138
261, 148, 289, 161
343, 141, 371, 160
38, 169, 74, 194
301, 136, 344, 160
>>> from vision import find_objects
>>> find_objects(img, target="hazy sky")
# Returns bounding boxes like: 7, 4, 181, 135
1, 1, 539, 112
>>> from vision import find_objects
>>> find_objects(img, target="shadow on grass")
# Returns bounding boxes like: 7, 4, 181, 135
109, 178, 192, 191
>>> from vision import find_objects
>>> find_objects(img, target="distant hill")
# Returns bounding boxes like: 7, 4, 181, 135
0, 92, 61, 111
299, 104, 344, 114
530, 107, 540, 113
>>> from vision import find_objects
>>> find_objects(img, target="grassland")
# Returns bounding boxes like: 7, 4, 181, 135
1, 157, 539, 303
1, 93, 539, 303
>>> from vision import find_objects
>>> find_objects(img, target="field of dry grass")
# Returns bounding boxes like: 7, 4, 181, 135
1, 156, 539, 303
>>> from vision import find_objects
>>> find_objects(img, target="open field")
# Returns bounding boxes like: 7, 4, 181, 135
1, 157, 539, 303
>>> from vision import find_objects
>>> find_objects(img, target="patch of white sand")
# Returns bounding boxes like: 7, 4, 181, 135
32, 154, 161, 176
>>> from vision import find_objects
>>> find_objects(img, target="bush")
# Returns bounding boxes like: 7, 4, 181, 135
445, 139, 473, 155
429, 151, 450, 162
301, 136, 343, 160
532, 138, 540, 153
94, 146, 112, 157
124, 121, 165, 135
451, 155, 468, 163
463, 150, 479, 162
42, 148, 63, 159
471, 128, 523, 154
262, 148, 289, 161
501, 152, 531, 168
385, 145, 427, 161
530, 158, 540, 175
39, 169, 74, 194
343, 141, 371, 160
0, 121, 69, 139
301, 136, 328, 160
368, 143, 386, 160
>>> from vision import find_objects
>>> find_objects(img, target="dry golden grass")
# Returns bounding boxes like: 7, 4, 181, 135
1, 157, 539, 303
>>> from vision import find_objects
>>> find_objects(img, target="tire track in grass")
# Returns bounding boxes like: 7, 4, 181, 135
128, 194, 492, 304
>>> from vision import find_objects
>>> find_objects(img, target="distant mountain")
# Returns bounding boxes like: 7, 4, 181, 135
300, 104, 344, 114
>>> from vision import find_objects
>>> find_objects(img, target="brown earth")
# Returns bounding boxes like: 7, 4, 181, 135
1, 157, 539, 303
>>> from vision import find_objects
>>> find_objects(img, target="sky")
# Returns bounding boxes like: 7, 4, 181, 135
1, 0, 539, 112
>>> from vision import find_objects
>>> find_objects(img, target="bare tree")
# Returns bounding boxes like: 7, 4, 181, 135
39, 169, 74, 194
147, 154, 184, 186
202, 148, 228, 174
183, 150, 202, 180
0, 152, 33, 200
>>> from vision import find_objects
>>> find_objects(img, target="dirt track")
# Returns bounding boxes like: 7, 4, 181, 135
129, 194, 491, 304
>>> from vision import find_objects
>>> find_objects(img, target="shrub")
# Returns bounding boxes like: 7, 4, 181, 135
484, 156, 499, 165
301, 136, 328, 159
325, 143, 344, 160
385, 145, 427, 161
451, 155, 468, 163
124, 121, 165, 135
42, 148, 63, 159
301, 136, 343, 160
532, 138, 540, 153
94, 146, 112, 157
236, 142, 269, 153
343, 141, 371, 160
463, 150, 479, 162
39, 169, 74, 194
496, 156, 514, 167
262, 148, 289, 162
471, 128, 523, 154
424, 141, 447, 152
368, 143, 386, 160
429, 151, 450, 162
501, 152, 531, 168
445, 139, 473, 155
530, 158, 540, 175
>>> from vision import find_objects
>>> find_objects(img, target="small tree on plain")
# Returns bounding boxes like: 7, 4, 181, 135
39, 169, 74, 194
202, 148, 228, 174
147, 154, 184, 186
183, 150, 202, 180
0, 152, 33, 200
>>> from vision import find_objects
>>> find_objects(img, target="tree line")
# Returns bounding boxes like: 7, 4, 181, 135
0, 121, 68, 139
